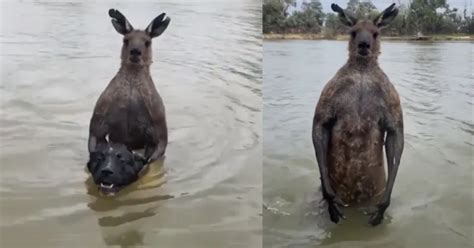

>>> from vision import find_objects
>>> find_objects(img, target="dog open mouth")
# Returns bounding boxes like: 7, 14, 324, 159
98, 182, 122, 196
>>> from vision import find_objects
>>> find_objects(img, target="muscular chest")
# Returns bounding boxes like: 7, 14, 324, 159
331, 77, 386, 133
105, 84, 153, 134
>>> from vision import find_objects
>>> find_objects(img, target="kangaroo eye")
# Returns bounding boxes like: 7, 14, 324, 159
145, 41, 151, 47
373, 32, 379, 39
123, 39, 129, 45
116, 153, 122, 159
351, 31, 357, 39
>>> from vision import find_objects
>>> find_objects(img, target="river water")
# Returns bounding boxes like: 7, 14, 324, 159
0, 1, 261, 247
263, 40, 473, 248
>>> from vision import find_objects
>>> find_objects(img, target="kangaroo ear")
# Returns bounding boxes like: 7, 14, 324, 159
331, 3, 357, 27
373, 3, 399, 28
145, 13, 171, 38
109, 9, 134, 35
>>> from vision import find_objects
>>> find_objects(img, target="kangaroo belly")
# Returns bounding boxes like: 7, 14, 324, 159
328, 118, 386, 204
106, 90, 154, 148
126, 96, 154, 148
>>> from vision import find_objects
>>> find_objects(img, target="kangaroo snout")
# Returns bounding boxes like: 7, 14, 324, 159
358, 41, 370, 49
130, 48, 142, 56
357, 41, 371, 56
129, 48, 142, 63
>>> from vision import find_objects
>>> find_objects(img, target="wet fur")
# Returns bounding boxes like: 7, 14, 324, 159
90, 67, 167, 155
88, 10, 169, 161
87, 143, 147, 191
313, 4, 404, 225
317, 60, 402, 203
87, 9, 170, 193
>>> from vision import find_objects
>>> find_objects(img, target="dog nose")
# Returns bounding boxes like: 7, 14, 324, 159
358, 42, 370, 49
100, 168, 114, 177
130, 49, 141, 56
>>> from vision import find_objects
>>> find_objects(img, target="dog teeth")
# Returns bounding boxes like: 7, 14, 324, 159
100, 183, 114, 189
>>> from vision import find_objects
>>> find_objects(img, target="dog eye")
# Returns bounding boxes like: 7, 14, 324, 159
92, 152, 104, 161
145, 41, 151, 47
116, 153, 122, 159
123, 39, 129, 45
351, 31, 357, 39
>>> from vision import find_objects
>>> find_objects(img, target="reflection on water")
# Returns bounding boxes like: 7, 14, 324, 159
85, 160, 169, 216
85, 160, 171, 246
263, 40, 473, 248
0, 0, 262, 247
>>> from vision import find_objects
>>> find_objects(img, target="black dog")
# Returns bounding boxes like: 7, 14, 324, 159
87, 141, 147, 196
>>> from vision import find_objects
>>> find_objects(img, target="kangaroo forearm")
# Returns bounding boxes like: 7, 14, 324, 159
382, 129, 404, 202
313, 125, 332, 192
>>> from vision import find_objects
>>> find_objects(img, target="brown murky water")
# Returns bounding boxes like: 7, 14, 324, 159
0, 1, 261, 247
263, 40, 473, 248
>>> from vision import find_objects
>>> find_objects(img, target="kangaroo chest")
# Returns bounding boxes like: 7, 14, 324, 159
328, 75, 387, 203
333, 75, 385, 133
106, 83, 154, 147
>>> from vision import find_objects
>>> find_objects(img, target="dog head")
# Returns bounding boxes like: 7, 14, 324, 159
87, 142, 147, 196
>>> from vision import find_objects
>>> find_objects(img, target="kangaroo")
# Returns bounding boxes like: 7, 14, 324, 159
312, 3, 404, 226
87, 9, 170, 195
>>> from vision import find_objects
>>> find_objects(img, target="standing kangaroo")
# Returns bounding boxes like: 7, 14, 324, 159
312, 4, 404, 226
87, 9, 170, 195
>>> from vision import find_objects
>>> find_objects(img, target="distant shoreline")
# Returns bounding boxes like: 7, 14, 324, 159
263, 33, 474, 41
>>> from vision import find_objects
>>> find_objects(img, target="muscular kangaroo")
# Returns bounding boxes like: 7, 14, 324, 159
87, 9, 170, 195
312, 4, 404, 226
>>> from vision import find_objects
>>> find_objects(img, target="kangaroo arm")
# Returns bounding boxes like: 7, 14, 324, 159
139, 83, 168, 162
380, 123, 404, 207
88, 90, 113, 152
379, 84, 404, 209
312, 116, 334, 197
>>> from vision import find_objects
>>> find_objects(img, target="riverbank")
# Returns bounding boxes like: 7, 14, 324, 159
263, 33, 474, 41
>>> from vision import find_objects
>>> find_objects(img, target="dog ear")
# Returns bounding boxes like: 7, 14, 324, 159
133, 151, 147, 164
87, 150, 103, 172
88, 136, 98, 152
133, 151, 148, 177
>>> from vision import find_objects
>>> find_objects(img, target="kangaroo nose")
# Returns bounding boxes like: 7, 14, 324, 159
358, 42, 370, 49
130, 49, 141, 56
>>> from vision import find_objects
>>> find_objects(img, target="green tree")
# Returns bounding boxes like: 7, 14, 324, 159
324, 0, 377, 35
460, 8, 474, 34
346, 0, 377, 19
282, 0, 296, 17
263, 0, 285, 33
265, 0, 472, 36
286, 0, 325, 33
407, 0, 458, 34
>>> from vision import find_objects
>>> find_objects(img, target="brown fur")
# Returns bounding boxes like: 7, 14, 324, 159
316, 59, 402, 203
313, 3, 404, 225
88, 9, 170, 162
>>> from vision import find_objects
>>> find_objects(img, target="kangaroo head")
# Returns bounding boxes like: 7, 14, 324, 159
108, 9, 170, 67
331, 3, 398, 59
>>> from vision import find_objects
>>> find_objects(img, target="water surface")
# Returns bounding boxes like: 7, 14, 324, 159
0, 1, 262, 247
263, 40, 473, 248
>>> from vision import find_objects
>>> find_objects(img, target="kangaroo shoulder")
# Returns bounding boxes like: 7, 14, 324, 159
375, 72, 400, 107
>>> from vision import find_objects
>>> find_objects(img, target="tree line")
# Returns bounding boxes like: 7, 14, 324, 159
263, 0, 474, 36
